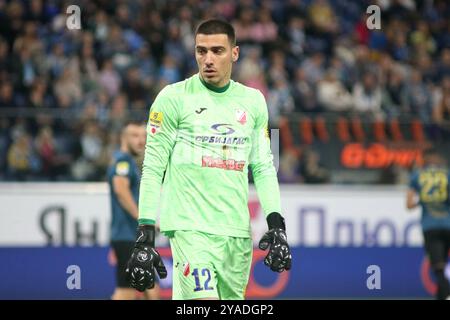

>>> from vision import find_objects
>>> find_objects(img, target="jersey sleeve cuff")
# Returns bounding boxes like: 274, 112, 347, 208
138, 218, 156, 225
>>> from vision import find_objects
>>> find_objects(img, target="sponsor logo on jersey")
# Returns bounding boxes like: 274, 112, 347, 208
149, 111, 163, 135
149, 111, 163, 126
195, 136, 247, 145
202, 156, 245, 171
194, 123, 247, 145
195, 107, 207, 114
236, 110, 247, 125
211, 123, 235, 135
116, 161, 130, 176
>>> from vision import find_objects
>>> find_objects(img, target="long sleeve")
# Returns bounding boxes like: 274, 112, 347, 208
138, 86, 179, 225
249, 91, 282, 217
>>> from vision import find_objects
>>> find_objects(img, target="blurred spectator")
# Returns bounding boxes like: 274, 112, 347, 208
0, 37, 12, 74
236, 46, 268, 97
7, 131, 39, 180
0, 117, 10, 178
300, 52, 325, 85
286, 16, 306, 59
164, 22, 187, 66
436, 49, 450, 82
432, 76, 450, 139
123, 66, 146, 109
307, 0, 339, 54
108, 93, 129, 134
99, 58, 121, 97
300, 149, 330, 184
178, 6, 195, 53
143, 11, 165, 63
292, 67, 318, 112
278, 150, 301, 183
0, 82, 18, 108
1, 1, 26, 48
46, 43, 68, 79
401, 69, 433, 122
252, 8, 278, 45
79, 39, 100, 93
268, 50, 289, 84
102, 24, 130, 62
353, 13, 370, 46
12, 45, 37, 92
53, 67, 82, 107
158, 55, 181, 88
368, 29, 388, 52
390, 31, 411, 62
410, 20, 436, 56
34, 126, 68, 180
28, 78, 54, 109
135, 44, 156, 91
268, 79, 295, 127
71, 121, 108, 181
382, 68, 405, 117
353, 72, 383, 116
317, 69, 353, 112
414, 52, 436, 84
233, 7, 255, 45
308, 0, 338, 34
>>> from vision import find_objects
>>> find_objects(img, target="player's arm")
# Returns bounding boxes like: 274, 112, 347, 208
126, 86, 179, 291
406, 172, 420, 210
406, 188, 419, 210
138, 85, 179, 226
250, 91, 291, 273
113, 176, 139, 219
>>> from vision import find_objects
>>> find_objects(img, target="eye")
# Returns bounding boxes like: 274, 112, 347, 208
196, 48, 207, 55
213, 48, 225, 54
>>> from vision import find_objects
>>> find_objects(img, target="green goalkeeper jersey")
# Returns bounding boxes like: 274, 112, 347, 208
138, 73, 281, 238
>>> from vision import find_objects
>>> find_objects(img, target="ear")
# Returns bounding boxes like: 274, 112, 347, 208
232, 46, 239, 62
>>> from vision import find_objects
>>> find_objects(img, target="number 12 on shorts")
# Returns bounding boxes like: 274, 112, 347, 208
192, 268, 214, 291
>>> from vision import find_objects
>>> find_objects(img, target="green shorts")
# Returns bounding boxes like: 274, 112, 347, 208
169, 230, 253, 300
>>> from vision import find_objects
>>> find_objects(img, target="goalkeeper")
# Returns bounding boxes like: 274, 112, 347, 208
126, 19, 292, 300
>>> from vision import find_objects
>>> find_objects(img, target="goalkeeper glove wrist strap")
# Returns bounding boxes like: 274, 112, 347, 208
266, 212, 286, 231
136, 224, 156, 247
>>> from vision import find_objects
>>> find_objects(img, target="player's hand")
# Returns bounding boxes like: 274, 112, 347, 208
126, 225, 167, 291
258, 212, 292, 273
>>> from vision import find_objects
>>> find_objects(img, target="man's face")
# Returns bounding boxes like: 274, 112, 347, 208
124, 124, 146, 157
195, 33, 239, 87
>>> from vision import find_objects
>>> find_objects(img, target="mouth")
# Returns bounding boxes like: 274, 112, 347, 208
203, 69, 217, 77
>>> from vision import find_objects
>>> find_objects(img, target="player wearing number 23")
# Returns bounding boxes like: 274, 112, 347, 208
407, 147, 450, 300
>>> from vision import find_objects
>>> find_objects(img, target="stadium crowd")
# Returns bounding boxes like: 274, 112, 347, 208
0, 0, 449, 181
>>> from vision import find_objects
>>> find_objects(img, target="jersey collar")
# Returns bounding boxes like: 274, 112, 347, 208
199, 74, 231, 93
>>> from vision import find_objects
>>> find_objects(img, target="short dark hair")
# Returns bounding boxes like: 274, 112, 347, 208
195, 19, 236, 46
121, 120, 145, 134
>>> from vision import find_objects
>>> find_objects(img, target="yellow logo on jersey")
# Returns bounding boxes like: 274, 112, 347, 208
149, 111, 163, 127
116, 161, 130, 176
264, 125, 270, 138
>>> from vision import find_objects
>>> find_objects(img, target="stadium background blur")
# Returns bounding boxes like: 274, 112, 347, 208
0, 0, 449, 299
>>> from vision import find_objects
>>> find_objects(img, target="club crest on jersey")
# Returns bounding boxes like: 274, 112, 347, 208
236, 110, 247, 125
182, 262, 190, 276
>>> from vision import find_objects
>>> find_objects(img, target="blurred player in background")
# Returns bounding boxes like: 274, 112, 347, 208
125, 19, 292, 300
407, 148, 450, 300
108, 121, 160, 300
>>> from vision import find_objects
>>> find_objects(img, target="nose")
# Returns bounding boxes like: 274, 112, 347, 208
204, 51, 214, 66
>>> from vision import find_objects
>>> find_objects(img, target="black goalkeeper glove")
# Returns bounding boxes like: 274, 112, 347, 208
125, 225, 167, 291
258, 212, 292, 273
